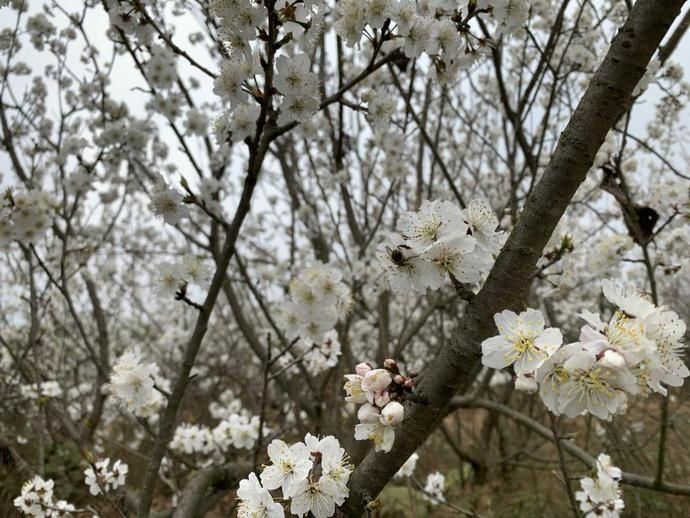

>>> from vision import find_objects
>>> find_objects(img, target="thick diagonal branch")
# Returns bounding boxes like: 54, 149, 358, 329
339, 0, 687, 513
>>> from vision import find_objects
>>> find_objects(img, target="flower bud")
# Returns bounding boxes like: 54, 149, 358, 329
380, 401, 404, 426
403, 378, 415, 389
383, 358, 398, 372
599, 350, 626, 370
515, 373, 538, 393
393, 374, 405, 385
407, 371, 418, 378
356, 362, 372, 377
357, 403, 380, 424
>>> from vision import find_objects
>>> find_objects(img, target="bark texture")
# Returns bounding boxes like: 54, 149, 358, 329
340, 0, 687, 514
171, 462, 250, 518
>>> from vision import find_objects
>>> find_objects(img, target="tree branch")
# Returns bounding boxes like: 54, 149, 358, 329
339, 1, 687, 513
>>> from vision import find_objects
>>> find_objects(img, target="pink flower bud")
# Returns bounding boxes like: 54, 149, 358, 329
355, 362, 372, 377
380, 401, 404, 426
407, 371, 418, 378
374, 390, 390, 407
403, 378, 415, 388
393, 374, 405, 385
383, 358, 398, 372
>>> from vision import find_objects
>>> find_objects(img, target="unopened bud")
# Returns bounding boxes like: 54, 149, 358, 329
380, 401, 404, 426
383, 358, 398, 372
374, 390, 391, 407
407, 371, 418, 378
599, 350, 626, 370
357, 403, 380, 423
393, 374, 405, 385
403, 379, 415, 389
515, 374, 538, 393
356, 362, 372, 377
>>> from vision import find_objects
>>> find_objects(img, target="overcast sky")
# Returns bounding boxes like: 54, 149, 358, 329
1, 2, 689, 189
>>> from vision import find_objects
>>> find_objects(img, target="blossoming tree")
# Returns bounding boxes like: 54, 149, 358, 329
1, 0, 690, 516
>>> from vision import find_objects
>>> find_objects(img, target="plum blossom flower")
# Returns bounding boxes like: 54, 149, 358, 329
260, 439, 312, 498
463, 199, 504, 253
558, 349, 637, 420
108, 348, 161, 417
14, 476, 76, 517
376, 233, 436, 294
481, 308, 563, 375
422, 471, 446, 504
84, 458, 128, 495
354, 403, 396, 452
229, 103, 260, 143
395, 452, 419, 478
150, 186, 189, 225
237, 472, 285, 518
576, 453, 624, 518
377, 199, 499, 294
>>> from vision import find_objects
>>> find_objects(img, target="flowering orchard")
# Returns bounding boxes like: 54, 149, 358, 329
1, 0, 690, 516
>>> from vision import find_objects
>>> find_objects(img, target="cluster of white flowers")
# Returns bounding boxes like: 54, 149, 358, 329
19, 381, 63, 400
171, 412, 262, 458
0, 190, 55, 246
422, 471, 446, 505
237, 433, 352, 518
236, 473, 285, 518
363, 87, 397, 131
208, 387, 243, 419
84, 458, 128, 496
297, 329, 342, 375
334, 0, 530, 83
274, 54, 320, 125
210, 0, 325, 140
108, 348, 166, 418
377, 199, 503, 294
156, 255, 210, 298
104, 0, 155, 44
170, 423, 215, 456
481, 280, 689, 420
281, 262, 350, 341
344, 360, 415, 452
576, 454, 624, 518
276, 263, 350, 375
13, 476, 75, 517
213, 413, 262, 450
145, 45, 178, 90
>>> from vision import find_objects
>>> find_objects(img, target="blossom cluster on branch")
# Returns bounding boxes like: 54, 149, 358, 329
576, 454, 624, 518
278, 262, 350, 374
344, 359, 415, 452
238, 433, 353, 518
0, 189, 55, 245
377, 199, 503, 294
13, 477, 75, 517
482, 280, 689, 420
83, 458, 128, 496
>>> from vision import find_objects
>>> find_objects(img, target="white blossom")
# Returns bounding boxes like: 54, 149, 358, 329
84, 458, 128, 496
482, 308, 563, 375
